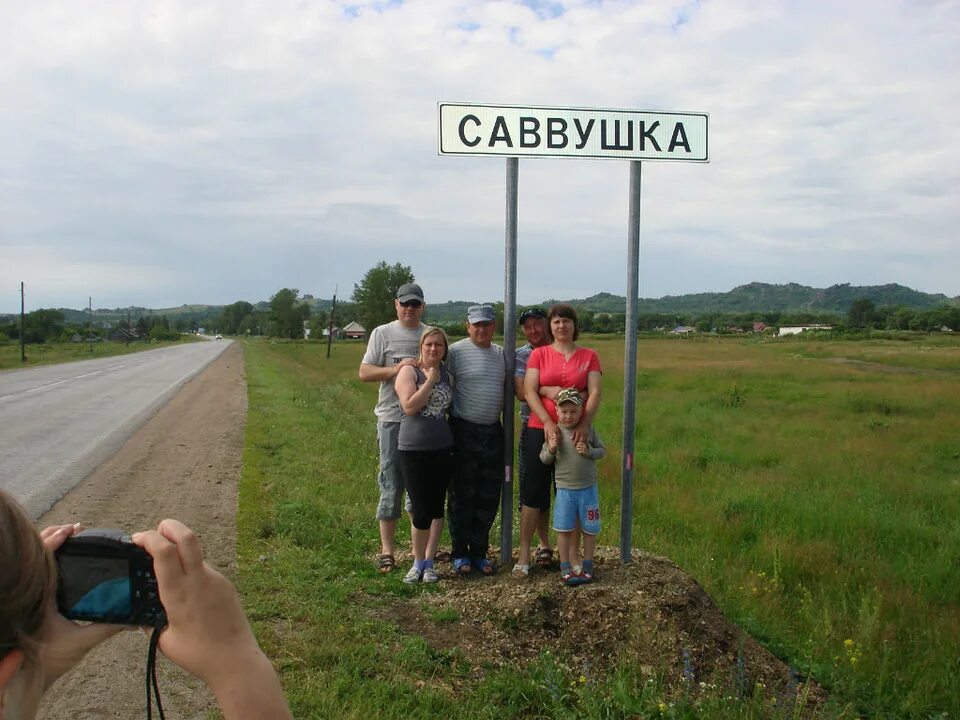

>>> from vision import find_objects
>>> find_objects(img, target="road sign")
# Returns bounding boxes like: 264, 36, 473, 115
439, 102, 708, 162
439, 100, 709, 565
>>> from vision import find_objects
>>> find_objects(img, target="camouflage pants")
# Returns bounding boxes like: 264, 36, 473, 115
448, 417, 503, 559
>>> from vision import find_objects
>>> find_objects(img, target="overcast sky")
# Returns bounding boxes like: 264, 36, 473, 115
2, 0, 958, 313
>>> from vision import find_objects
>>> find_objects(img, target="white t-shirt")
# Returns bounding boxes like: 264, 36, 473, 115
361, 320, 425, 422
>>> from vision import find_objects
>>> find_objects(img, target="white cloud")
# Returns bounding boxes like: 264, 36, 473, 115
1, 0, 958, 312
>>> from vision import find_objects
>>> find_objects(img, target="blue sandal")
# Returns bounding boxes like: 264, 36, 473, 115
453, 557, 473, 575
473, 557, 495, 576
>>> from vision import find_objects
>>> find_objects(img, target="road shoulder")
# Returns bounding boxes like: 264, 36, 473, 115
36, 341, 247, 720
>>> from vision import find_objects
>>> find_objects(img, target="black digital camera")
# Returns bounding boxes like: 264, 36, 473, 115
55, 529, 165, 626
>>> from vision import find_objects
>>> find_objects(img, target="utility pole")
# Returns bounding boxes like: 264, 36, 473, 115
326, 286, 337, 359
88, 297, 93, 352
20, 282, 26, 362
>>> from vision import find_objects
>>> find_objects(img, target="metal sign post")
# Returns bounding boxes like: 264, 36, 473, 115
500, 158, 519, 565
621, 161, 641, 562
439, 102, 708, 564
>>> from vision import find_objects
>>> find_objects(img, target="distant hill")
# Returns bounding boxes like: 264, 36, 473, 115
544, 283, 957, 316
5, 283, 955, 326
48, 304, 224, 327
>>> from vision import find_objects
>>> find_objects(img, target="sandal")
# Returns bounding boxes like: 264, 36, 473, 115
534, 547, 554, 568
473, 557, 495, 576
576, 570, 594, 585
511, 563, 530, 579
453, 557, 473, 575
561, 568, 581, 585
377, 553, 395, 573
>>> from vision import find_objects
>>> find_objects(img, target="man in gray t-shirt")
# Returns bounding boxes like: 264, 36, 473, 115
359, 283, 440, 572
445, 304, 506, 574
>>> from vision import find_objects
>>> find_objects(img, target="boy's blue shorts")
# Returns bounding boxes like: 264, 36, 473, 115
552, 485, 601, 535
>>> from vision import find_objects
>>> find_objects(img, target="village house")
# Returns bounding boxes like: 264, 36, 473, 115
341, 321, 366, 340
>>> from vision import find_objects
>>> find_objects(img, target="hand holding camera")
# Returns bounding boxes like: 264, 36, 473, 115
50, 519, 290, 719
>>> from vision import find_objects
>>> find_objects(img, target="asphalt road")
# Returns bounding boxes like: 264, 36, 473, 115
0, 339, 233, 518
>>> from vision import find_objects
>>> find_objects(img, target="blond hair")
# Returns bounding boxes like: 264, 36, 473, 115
417, 326, 449, 364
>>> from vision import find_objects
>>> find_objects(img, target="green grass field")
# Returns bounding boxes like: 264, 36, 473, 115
237, 335, 960, 719
0, 337, 198, 370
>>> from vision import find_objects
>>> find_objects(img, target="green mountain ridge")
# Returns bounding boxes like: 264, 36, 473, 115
6, 282, 957, 326
554, 282, 957, 316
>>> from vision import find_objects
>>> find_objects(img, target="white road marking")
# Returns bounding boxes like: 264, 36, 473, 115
0, 362, 128, 401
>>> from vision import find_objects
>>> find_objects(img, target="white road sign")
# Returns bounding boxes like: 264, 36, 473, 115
439, 103, 708, 162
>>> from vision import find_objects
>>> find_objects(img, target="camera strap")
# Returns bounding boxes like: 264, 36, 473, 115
146, 613, 167, 720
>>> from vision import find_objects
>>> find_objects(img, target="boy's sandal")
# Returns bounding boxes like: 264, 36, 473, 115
511, 563, 530, 579
453, 557, 473, 575
377, 553, 395, 573
473, 557, 495, 576
534, 547, 554, 568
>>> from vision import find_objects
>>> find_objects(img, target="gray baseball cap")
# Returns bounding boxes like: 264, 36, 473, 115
396, 283, 424, 303
466, 304, 495, 323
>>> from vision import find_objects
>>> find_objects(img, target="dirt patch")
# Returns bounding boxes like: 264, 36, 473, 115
36, 341, 247, 720
381, 549, 826, 712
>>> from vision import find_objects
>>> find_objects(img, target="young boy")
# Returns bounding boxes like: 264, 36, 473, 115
539, 387, 606, 585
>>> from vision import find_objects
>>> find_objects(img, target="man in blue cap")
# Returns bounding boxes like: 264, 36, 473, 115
445, 304, 506, 576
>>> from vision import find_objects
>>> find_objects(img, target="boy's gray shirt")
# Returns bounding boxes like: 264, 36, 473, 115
361, 320, 425, 422
446, 338, 505, 425
540, 426, 606, 490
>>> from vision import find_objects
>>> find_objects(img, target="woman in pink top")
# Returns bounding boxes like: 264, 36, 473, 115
525, 304, 602, 443
515, 304, 601, 577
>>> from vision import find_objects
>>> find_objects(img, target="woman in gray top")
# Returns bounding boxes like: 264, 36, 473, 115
395, 327, 454, 584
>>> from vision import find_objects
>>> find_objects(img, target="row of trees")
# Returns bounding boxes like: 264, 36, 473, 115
8, 267, 956, 346
215, 262, 416, 340
215, 280, 960, 341
845, 299, 960, 331
216, 289, 327, 339
0, 310, 188, 344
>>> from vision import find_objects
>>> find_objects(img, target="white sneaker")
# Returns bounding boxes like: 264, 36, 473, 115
403, 566, 422, 584
421, 567, 440, 583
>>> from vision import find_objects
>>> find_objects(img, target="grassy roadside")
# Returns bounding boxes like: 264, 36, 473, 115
236, 336, 959, 718
0, 337, 200, 370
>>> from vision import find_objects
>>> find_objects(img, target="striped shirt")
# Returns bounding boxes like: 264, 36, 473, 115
515, 343, 533, 422
447, 339, 505, 425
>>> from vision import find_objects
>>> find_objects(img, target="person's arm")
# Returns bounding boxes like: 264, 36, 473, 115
37, 524, 122, 689
358, 359, 415, 383
397, 365, 437, 415
539, 385, 561, 400
133, 520, 292, 720
525, 368, 558, 441
587, 429, 606, 460
513, 375, 526, 403
572, 370, 602, 444
539, 439, 557, 466
513, 349, 527, 403
358, 328, 416, 382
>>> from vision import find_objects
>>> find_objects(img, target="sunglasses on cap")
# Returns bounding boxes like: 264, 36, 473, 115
399, 299, 423, 308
